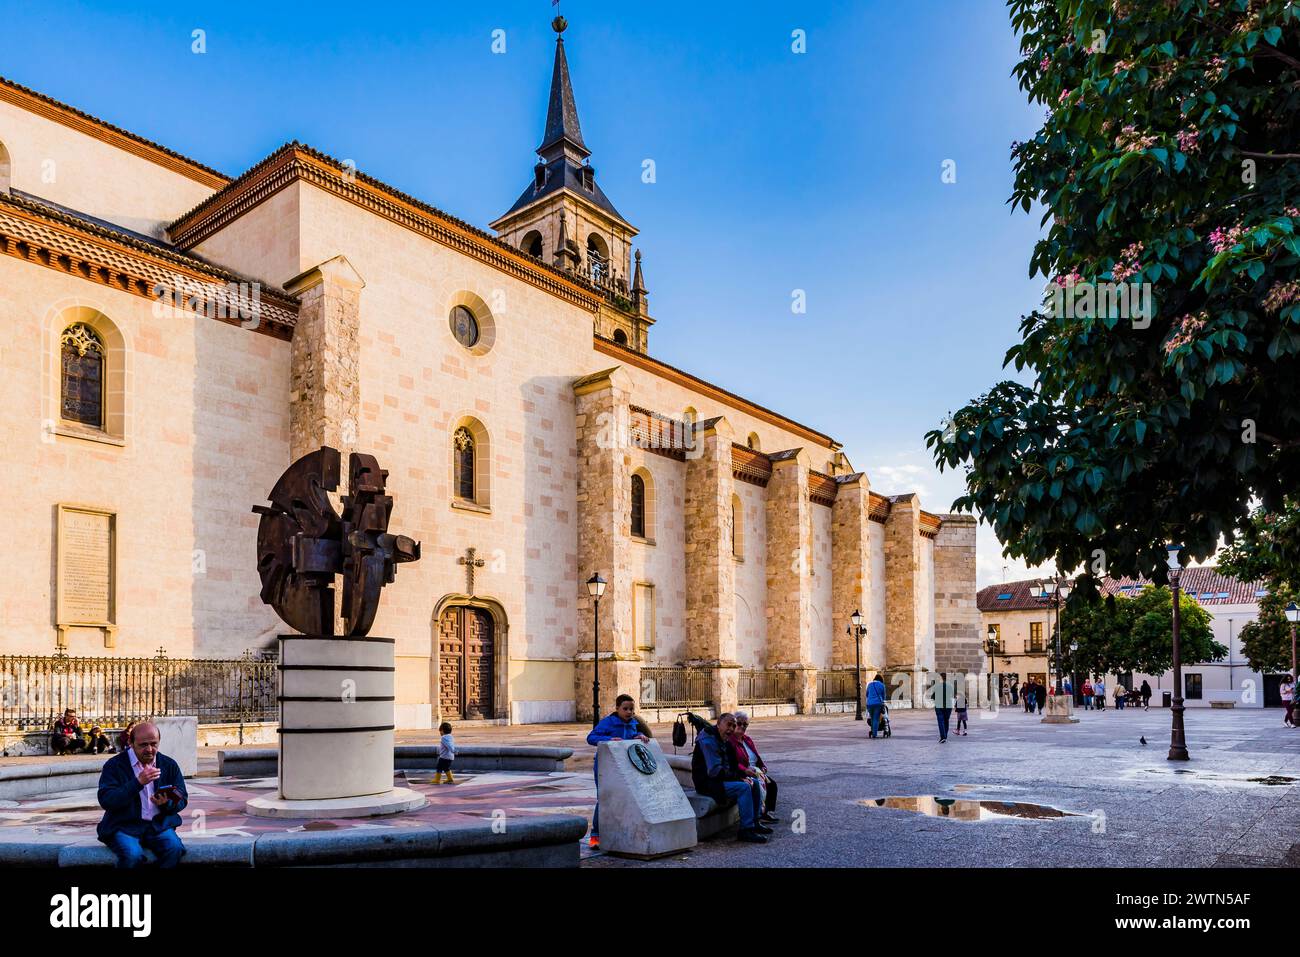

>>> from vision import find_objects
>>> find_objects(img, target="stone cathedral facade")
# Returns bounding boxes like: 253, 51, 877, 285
0, 18, 980, 727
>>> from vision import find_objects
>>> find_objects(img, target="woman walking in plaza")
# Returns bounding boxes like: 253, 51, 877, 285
1140, 680, 1153, 711
1094, 677, 1106, 711
1010, 678, 1019, 707
1081, 678, 1094, 710
1281, 675, 1294, 727
1035, 680, 1047, 715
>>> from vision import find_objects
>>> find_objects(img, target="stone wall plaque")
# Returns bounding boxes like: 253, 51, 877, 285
595, 739, 697, 859
56, 504, 116, 646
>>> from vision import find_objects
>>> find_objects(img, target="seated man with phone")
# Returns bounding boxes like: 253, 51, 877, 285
96, 720, 188, 868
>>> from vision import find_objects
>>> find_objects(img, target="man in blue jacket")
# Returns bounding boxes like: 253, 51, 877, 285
96, 721, 188, 868
688, 712, 769, 844
865, 674, 887, 738
585, 694, 647, 848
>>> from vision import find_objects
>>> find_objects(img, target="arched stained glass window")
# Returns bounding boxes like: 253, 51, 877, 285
631, 473, 646, 538
454, 427, 475, 500
61, 323, 105, 428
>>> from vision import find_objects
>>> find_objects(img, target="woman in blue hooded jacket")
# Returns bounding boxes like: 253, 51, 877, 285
585, 693, 648, 848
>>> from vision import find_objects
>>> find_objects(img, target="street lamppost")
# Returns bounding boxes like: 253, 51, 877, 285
847, 609, 866, 720
1166, 545, 1189, 761
587, 572, 607, 729
985, 624, 1002, 704
1287, 603, 1299, 712
1053, 579, 1071, 694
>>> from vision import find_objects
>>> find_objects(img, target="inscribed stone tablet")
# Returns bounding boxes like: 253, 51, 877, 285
59, 506, 114, 624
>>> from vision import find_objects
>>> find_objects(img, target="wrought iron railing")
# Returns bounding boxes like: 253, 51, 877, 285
639, 667, 711, 708
0, 649, 278, 731
738, 669, 798, 705
816, 669, 859, 702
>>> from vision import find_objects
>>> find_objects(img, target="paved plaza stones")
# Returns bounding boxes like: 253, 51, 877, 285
1, 707, 1295, 867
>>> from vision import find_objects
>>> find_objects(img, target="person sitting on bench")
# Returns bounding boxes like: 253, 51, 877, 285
51, 709, 85, 755
687, 712, 770, 844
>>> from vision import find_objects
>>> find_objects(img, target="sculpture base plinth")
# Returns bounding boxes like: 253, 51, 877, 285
244, 786, 426, 819
1041, 695, 1079, 724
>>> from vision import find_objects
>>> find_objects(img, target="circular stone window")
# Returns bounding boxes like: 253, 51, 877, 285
449, 305, 480, 349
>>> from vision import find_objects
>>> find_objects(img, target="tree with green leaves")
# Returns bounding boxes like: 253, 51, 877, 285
1216, 498, 1300, 590
927, 0, 1300, 582
1062, 586, 1223, 675
1237, 585, 1298, 674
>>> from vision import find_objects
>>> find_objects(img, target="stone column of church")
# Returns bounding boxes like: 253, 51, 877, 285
283, 256, 364, 463
683, 417, 739, 713
831, 473, 873, 683
765, 449, 816, 713
572, 367, 639, 722
933, 514, 982, 686
884, 493, 923, 700
284, 256, 364, 637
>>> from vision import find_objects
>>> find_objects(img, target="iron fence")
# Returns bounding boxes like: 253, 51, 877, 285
738, 669, 798, 705
816, 669, 860, 702
639, 667, 711, 708
0, 650, 278, 731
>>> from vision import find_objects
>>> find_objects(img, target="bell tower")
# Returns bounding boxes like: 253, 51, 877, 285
491, 16, 651, 350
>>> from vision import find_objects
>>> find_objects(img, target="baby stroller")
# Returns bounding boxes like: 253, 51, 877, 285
872, 704, 891, 738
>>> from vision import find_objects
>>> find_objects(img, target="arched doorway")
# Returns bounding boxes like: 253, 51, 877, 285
437, 604, 496, 719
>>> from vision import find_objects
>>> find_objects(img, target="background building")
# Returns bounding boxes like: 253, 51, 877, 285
978, 568, 1277, 708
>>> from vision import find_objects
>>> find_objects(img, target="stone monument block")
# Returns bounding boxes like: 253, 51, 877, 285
1041, 694, 1079, 724
596, 739, 697, 859
152, 716, 198, 776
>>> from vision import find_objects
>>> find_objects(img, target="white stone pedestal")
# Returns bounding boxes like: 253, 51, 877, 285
152, 716, 198, 776
245, 635, 427, 819
596, 739, 697, 859
1041, 694, 1079, 724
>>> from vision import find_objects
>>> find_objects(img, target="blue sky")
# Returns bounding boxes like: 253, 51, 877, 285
1, 0, 1054, 585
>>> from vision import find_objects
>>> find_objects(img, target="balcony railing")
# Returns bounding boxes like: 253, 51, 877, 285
639, 667, 711, 708
816, 669, 859, 702
738, 669, 799, 705
0, 650, 279, 731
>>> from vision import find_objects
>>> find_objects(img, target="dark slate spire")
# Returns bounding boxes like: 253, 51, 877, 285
538, 16, 590, 163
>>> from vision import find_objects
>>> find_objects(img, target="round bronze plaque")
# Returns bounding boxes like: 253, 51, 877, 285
627, 742, 657, 775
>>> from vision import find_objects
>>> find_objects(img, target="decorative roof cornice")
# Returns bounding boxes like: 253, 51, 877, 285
808, 470, 838, 508
732, 443, 772, 487
0, 192, 296, 339
593, 334, 840, 451
0, 75, 230, 189
167, 143, 607, 312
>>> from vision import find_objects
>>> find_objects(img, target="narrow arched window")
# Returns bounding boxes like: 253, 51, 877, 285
613, 328, 628, 346
61, 323, 105, 428
454, 427, 475, 500
631, 473, 646, 538
731, 493, 744, 559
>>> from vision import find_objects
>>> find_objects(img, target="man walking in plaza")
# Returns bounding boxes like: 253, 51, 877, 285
96, 721, 188, 868
1094, 677, 1106, 711
932, 673, 955, 743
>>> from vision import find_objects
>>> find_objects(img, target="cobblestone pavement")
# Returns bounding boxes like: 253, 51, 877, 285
6, 707, 1296, 866
575, 705, 1300, 868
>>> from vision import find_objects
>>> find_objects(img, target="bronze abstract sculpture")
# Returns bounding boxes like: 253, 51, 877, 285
253, 447, 420, 637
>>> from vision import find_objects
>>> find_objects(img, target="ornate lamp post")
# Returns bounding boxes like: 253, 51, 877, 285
1287, 602, 1299, 691
849, 609, 866, 721
587, 572, 607, 729
1054, 579, 1071, 694
1166, 545, 1190, 761
985, 624, 1002, 704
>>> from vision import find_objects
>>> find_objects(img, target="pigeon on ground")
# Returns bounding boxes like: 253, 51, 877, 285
1140, 736, 1147, 745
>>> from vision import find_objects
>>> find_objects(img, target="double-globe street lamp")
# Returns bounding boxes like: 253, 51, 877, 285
1167, 544, 1190, 761
587, 572, 607, 729
1287, 602, 1299, 696
1029, 577, 1071, 693
847, 609, 866, 720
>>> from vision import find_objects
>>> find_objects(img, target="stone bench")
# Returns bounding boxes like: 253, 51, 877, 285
1207, 691, 1238, 709
0, 757, 108, 800
6, 816, 589, 869
218, 744, 574, 778
664, 754, 740, 840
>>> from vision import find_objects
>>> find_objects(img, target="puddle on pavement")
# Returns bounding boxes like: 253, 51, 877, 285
860, 796, 1081, 821
1247, 775, 1296, 786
